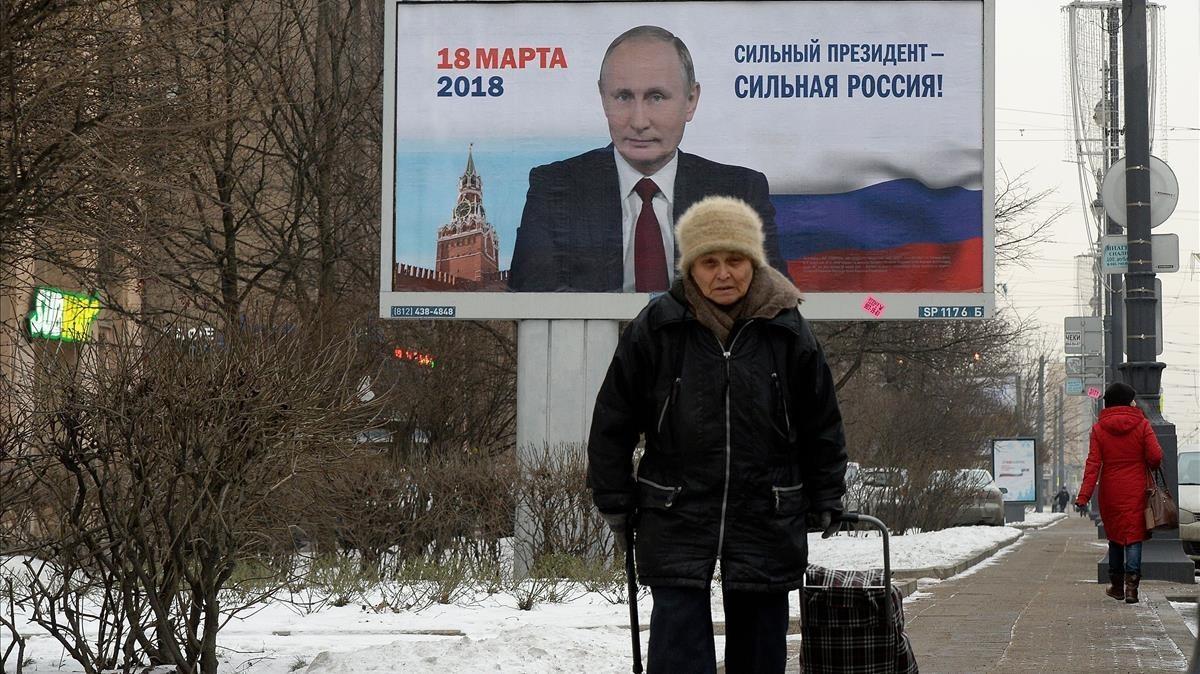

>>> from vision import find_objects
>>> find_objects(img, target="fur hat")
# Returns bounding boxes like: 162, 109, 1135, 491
675, 196, 767, 274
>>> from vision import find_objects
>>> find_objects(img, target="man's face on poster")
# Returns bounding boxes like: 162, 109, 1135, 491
599, 38, 701, 176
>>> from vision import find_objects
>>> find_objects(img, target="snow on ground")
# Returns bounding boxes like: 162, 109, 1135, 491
5, 523, 1033, 673
1006, 510, 1068, 530
1171, 602, 1199, 638
1023, 509, 1069, 526
808, 525, 1021, 573
213, 597, 651, 674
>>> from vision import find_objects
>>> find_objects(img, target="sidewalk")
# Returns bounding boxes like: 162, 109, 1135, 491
900, 514, 1195, 673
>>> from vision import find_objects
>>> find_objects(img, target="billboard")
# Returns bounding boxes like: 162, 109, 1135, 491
992, 437, 1036, 503
380, 0, 995, 320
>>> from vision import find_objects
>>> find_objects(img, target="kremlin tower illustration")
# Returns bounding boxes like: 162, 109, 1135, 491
394, 146, 508, 291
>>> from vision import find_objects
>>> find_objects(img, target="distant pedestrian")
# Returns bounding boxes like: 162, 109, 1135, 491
1053, 487, 1070, 513
588, 196, 848, 672
1075, 382, 1163, 604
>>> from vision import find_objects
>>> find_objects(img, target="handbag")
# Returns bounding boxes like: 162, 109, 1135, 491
1144, 467, 1178, 530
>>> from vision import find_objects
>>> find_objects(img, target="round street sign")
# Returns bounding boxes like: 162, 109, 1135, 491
1100, 155, 1179, 229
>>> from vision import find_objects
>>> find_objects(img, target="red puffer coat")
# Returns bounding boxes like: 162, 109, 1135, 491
1076, 406, 1163, 545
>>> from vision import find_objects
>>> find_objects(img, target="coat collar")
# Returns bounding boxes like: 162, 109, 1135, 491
646, 279, 804, 335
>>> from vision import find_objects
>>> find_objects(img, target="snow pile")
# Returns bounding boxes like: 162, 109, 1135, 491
1006, 510, 1068, 529
300, 625, 635, 673
808, 525, 1021, 573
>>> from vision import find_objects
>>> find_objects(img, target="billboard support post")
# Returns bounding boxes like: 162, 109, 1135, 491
1003, 502, 1025, 524
514, 320, 619, 578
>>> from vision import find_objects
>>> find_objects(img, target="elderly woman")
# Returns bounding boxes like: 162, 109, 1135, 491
587, 196, 848, 672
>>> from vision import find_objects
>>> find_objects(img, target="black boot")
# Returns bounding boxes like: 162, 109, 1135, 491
1124, 573, 1141, 604
1105, 573, 1124, 601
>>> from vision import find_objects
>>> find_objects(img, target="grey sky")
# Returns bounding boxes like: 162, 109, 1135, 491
995, 0, 1199, 443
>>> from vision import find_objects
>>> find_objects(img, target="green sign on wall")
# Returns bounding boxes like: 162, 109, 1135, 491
27, 287, 101, 342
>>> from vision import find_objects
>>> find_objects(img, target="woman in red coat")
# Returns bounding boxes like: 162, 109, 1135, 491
1075, 382, 1163, 603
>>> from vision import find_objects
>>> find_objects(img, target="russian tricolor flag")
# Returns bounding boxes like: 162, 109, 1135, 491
774, 178, 983, 292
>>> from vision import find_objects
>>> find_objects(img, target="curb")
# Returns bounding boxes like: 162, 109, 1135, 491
1154, 592, 1199, 659
893, 577, 918, 598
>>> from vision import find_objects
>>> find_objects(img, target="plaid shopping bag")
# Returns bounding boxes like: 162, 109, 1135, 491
798, 565, 919, 674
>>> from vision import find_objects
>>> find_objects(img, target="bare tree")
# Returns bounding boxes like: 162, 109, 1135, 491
242, 0, 383, 308
371, 319, 517, 458
994, 164, 1065, 269
106, 0, 384, 328
3, 317, 381, 674
0, 0, 166, 299
835, 336, 1030, 533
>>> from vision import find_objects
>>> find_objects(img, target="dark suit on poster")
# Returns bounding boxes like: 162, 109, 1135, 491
508, 147, 787, 292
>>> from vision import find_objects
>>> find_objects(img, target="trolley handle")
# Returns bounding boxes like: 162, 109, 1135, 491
835, 512, 893, 630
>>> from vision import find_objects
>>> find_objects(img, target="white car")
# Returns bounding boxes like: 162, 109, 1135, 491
844, 465, 907, 519
931, 468, 1006, 527
1178, 447, 1200, 562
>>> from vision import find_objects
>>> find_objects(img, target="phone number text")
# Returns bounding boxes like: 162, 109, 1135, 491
391, 305, 457, 318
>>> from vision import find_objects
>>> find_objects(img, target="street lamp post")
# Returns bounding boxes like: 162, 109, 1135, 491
1113, 0, 1191, 583
1036, 355, 1045, 513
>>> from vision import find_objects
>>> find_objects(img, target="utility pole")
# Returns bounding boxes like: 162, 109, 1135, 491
1116, 0, 1191, 583
1102, 6, 1124, 392
1036, 355, 1045, 512
1015, 374, 1023, 429
1049, 392, 1059, 496
1056, 392, 1065, 490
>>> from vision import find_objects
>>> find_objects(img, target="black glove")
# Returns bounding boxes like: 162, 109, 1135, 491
603, 512, 631, 555
806, 511, 842, 539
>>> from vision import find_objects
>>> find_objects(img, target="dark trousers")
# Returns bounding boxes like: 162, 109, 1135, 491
648, 586, 789, 674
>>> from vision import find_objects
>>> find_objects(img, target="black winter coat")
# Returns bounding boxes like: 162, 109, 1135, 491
587, 287, 847, 592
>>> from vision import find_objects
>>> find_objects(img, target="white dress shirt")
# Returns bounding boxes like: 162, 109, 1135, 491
614, 149, 678, 292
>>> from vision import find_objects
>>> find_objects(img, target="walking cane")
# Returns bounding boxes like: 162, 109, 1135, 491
624, 524, 643, 673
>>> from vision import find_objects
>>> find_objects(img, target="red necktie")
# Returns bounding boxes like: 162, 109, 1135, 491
633, 178, 668, 292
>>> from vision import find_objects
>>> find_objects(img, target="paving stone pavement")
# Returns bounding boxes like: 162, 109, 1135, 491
900, 514, 1196, 673
713, 516, 1196, 673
